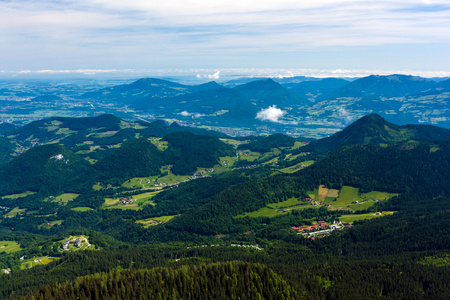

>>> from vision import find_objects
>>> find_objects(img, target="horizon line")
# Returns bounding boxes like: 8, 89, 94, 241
1, 68, 449, 80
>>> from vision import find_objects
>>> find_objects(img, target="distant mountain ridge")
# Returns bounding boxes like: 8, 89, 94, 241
319, 74, 436, 99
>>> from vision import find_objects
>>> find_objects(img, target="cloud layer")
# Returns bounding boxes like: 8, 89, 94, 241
1, 1, 449, 71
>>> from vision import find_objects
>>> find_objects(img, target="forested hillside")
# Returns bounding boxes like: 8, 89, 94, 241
19, 261, 297, 300
302, 114, 450, 155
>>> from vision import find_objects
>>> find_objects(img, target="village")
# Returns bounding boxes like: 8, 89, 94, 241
291, 220, 351, 240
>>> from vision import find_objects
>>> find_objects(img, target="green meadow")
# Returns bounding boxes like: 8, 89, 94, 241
0, 241, 21, 253
5, 207, 26, 217
2, 191, 35, 199
47, 193, 79, 203
236, 198, 318, 218
102, 191, 159, 210
219, 138, 248, 148
214, 156, 237, 173
156, 174, 191, 185
136, 215, 179, 228
238, 151, 261, 162
122, 176, 159, 189
39, 220, 63, 228
279, 160, 314, 174
71, 207, 93, 212
20, 257, 60, 270
339, 211, 395, 223
148, 137, 168, 151
308, 185, 398, 211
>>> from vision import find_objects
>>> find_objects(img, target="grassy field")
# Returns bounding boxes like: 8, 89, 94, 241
122, 176, 159, 189
148, 137, 168, 151
286, 152, 307, 161
102, 199, 140, 210
47, 193, 79, 203
5, 207, 26, 217
214, 156, 237, 173
267, 198, 306, 209
39, 220, 63, 228
133, 191, 160, 206
279, 160, 314, 174
238, 151, 261, 162
136, 215, 179, 228
156, 174, 191, 185
102, 191, 159, 211
309, 185, 398, 211
71, 207, 93, 212
20, 257, 60, 270
237, 198, 317, 218
2, 191, 35, 199
220, 138, 248, 148
236, 207, 284, 218
0, 241, 21, 253
339, 211, 395, 223
92, 183, 103, 191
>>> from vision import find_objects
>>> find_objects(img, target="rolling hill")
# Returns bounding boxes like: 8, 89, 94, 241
0, 144, 90, 195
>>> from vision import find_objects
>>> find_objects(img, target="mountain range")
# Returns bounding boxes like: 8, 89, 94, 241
73, 74, 450, 130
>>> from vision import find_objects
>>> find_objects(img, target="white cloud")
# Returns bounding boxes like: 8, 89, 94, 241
193, 113, 205, 118
208, 71, 220, 80
196, 70, 220, 80
338, 107, 354, 123
180, 111, 204, 118
256, 106, 286, 123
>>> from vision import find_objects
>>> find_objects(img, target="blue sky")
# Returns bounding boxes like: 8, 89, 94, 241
1, 0, 449, 78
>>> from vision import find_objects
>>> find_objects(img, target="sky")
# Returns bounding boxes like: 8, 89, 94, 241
1, 0, 449, 78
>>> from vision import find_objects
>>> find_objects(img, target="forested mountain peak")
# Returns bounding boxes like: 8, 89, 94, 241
303, 113, 450, 154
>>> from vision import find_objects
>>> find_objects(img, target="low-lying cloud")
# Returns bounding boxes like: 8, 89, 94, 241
338, 107, 354, 123
256, 105, 286, 123
180, 111, 205, 118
